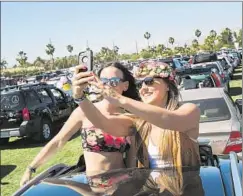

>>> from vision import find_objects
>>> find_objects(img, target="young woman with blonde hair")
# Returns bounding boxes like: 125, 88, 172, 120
88, 60, 203, 195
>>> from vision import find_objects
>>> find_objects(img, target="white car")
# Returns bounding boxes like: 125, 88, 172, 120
180, 88, 242, 156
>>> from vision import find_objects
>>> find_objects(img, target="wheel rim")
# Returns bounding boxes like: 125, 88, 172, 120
42, 124, 51, 139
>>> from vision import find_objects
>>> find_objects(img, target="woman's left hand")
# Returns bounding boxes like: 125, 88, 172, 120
89, 74, 123, 106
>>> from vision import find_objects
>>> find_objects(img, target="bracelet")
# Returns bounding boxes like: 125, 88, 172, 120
28, 166, 36, 173
74, 94, 87, 104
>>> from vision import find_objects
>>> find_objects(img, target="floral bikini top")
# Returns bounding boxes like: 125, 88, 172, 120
81, 126, 131, 153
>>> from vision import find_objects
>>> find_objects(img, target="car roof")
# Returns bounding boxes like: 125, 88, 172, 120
180, 88, 225, 101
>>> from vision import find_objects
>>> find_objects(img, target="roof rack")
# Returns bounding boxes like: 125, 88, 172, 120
229, 151, 242, 196
0, 82, 51, 92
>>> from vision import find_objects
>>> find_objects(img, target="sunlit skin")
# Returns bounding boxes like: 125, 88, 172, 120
19, 65, 135, 187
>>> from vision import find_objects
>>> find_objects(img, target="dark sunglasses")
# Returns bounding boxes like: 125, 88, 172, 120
100, 77, 124, 87
136, 77, 155, 89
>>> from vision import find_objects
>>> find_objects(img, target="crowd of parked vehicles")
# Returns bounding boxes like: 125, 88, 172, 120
1, 48, 242, 196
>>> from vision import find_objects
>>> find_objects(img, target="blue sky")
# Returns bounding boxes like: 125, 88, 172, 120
1, 2, 242, 66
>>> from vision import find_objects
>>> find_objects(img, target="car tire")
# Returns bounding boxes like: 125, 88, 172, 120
33, 118, 53, 142
0, 138, 9, 145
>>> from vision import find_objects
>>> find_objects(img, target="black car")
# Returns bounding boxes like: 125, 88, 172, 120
0, 83, 76, 144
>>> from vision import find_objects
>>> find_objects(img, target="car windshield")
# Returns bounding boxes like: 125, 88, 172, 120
183, 98, 231, 122
231, 53, 238, 57
0, 91, 25, 110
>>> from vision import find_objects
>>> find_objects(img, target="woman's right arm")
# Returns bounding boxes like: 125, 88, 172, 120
20, 107, 84, 186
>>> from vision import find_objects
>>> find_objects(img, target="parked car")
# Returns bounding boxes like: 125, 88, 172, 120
13, 143, 242, 196
230, 52, 241, 65
217, 55, 234, 80
180, 88, 242, 155
0, 82, 77, 144
190, 61, 230, 90
177, 67, 229, 92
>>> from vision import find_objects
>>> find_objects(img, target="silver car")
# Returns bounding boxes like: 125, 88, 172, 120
180, 88, 242, 156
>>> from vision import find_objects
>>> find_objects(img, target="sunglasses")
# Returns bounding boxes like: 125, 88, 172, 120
100, 77, 124, 87
136, 77, 156, 89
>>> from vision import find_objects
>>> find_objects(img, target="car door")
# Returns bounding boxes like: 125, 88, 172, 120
36, 88, 58, 121
48, 87, 71, 120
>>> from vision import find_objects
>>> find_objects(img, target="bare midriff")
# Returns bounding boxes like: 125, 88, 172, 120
84, 151, 125, 176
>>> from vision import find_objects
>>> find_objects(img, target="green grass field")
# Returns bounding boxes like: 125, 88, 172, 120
1, 66, 242, 196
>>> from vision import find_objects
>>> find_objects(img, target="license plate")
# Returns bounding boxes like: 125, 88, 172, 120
0, 131, 10, 138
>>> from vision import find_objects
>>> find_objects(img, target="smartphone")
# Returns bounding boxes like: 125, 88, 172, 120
78, 50, 93, 73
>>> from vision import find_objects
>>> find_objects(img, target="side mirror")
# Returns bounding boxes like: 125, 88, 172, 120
235, 99, 242, 114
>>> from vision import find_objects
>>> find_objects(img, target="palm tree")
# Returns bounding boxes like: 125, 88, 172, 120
168, 37, 175, 48
192, 39, 199, 49
209, 30, 217, 50
16, 51, 28, 66
113, 46, 119, 60
45, 43, 55, 70
66, 45, 73, 55
144, 32, 151, 48
210, 30, 217, 38
0, 59, 7, 69
195, 29, 202, 42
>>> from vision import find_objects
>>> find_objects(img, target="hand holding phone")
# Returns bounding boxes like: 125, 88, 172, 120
78, 50, 93, 72
72, 65, 94, 99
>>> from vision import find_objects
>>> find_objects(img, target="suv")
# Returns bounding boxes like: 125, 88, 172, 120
0, 83, 77, 144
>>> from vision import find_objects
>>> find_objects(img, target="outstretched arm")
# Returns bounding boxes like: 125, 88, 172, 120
117, 96, 200, 134
20, 107, 84, 186
72, 65, 135, 137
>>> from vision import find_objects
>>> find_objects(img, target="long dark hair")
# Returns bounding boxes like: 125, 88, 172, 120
97, 62, 141, 101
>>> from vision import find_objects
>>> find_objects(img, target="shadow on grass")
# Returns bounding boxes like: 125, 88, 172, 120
0, 165, 17, 182
233, 69, 242, 74
233, 75, 242, 81
0, 129, 80, 150
0, 137, 46, 150
230, 87, 242, 97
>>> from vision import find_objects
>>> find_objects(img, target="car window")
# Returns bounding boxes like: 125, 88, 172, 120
50, 88, 64, 101
25, 90, 41, 108
1, 91, 25, 110
173, 59, 182, 68
36, 88, 52, 103
183, 98, 231, 123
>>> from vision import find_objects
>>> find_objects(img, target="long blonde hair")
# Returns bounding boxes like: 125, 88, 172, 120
135, 77, 184, 195
136, 77, 180, 164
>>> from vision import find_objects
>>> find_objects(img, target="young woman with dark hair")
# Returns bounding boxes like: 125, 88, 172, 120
20, 62, 140, 186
